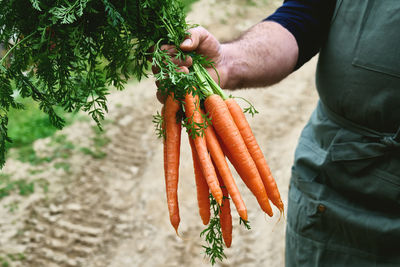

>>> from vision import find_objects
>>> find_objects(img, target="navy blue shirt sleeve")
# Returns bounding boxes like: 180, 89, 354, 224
264, 0, 336, 69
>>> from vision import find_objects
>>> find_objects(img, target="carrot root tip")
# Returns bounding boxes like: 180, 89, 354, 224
174, 228, 181, 238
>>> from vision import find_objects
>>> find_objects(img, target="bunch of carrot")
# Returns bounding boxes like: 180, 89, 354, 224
160, 63, 283, 256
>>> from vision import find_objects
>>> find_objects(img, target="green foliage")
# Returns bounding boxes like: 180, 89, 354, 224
0, 258, 9, 267
16, 134, 75, 165
230, 95, 259, 117
0, 0, 205, 168
4, 200, 19, 213
54, 161, 71, 172
200, 194, 226, 265
0, 253, 25, 267
6, 253, 25, 262
36, 178, 49, 193
239, 217, 251, 230
152, 111, 165, 139
181, 0, 199, 13
0, 174, 35, 200
0, 174, 13, 199
50, 0, 90, 24
79, 125, 110, 159
15, 180, 35, 196
7, 97, 75, 149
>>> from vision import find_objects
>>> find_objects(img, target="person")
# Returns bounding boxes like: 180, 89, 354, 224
158, 0, 400, 265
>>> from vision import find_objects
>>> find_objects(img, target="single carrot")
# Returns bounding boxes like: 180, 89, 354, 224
202, 111, 248, 221
214, 161, 232, 248
225, 98, 283, 213
188, 134, 211, 225
184, 93, 223, 205
162, 106, 167, 178
164, 94, 182, 233
204, 94, 273, 216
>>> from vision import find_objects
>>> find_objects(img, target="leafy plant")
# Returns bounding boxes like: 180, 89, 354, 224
54, 161, 71, 172
240, 217, 251, 230
0, 253, 25, 267
0, 257, 9, 267
0, 174, 14, 199
0, 0, 203, 167
0, 174, 35, 200
35, 178, 50, 193
7, 97, 76, 150
79, 125, 110, 159
200, 194, 226, 265
15, 180, 35, 196
230, 95, 259, 117
4, 200, 19, 213
16, 134, 75, 165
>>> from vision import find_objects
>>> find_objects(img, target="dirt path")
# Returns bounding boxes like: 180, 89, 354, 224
0, 1, 319, 266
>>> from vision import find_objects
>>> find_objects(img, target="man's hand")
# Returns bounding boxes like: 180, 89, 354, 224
157, 27, 229, 88
153, 20, 299, 102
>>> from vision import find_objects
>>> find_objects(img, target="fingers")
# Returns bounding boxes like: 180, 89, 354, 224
180, 27, 209, 51
152, 58, 190, 76
170, 55, 192, 68
151, 26, 220, 77
157, 44, 193, 68
180, 27, 222, 65
177, 66, 189, 74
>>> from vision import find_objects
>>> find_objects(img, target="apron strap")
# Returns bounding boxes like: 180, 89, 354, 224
319, 102, 395, 138
318, 102, 400, 162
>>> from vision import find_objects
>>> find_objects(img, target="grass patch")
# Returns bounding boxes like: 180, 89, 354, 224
7, 98, 76, 149
0, 253, 26, 267
0, 173, 35, 200
16, 134, 75, 165
181, 0, 200, 13
6, 97, 77, 165
80, 126, 110, 159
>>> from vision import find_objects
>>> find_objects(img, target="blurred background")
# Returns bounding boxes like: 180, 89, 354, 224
0, 0, 318, 266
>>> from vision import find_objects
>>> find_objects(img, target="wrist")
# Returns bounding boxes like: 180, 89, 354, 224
216, 21, 299, 89
219, 43, 245, 89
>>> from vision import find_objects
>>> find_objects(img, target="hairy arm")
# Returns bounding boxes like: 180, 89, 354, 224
159, 1, 335, 93
176, 21, 298, 90
219, 21, 298, 89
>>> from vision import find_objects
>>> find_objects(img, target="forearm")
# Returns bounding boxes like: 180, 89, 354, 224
220, 21, 298, 89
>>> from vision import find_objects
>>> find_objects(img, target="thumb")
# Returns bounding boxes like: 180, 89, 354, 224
180, 27, 207, 51
180, 38, 193, 50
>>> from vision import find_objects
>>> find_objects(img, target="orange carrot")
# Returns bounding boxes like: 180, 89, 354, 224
162, 106, 167, 179
202, 112, 248, 221
188, 134, 211, 225
164, 95, 182, 232
204, 94, 273, 216
215, 161, 232, 248
225, 98, 283, 213
184, 93, 223, 205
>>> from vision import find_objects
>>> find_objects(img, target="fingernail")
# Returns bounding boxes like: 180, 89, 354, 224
182, 39, 192, 47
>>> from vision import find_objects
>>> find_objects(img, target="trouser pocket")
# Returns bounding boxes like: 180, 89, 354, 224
287, 171, 400, 266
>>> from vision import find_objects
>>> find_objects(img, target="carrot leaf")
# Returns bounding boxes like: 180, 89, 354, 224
200, 194, 226, 265
229, 95, 259, 117
152, 111, 165, 139
239, 217, 252, 230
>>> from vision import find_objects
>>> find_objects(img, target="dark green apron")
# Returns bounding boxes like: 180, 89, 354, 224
285, 0, 400, 266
